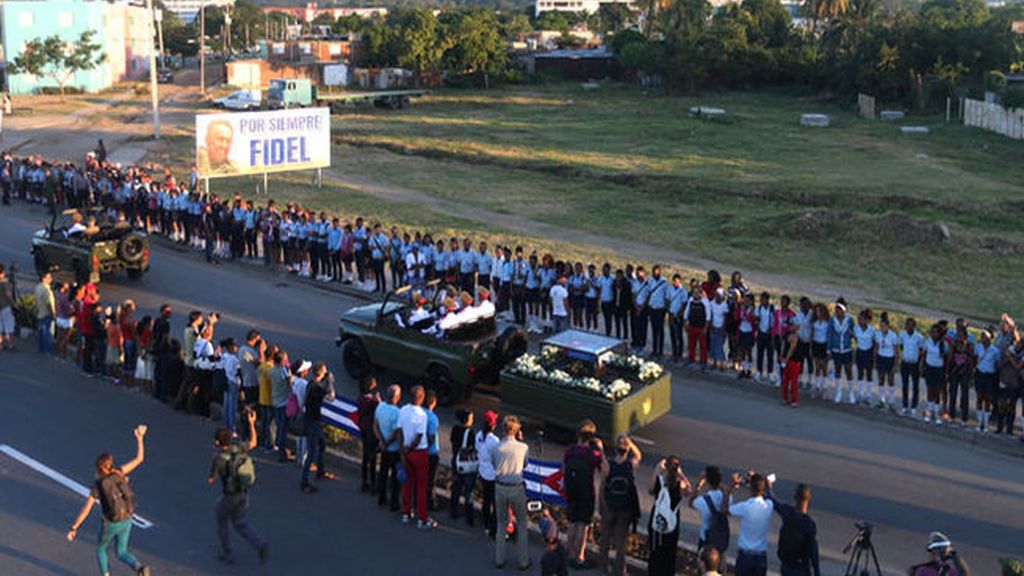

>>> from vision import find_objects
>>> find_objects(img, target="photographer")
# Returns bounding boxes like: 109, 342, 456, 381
723, 470, 774, 576
910, 532, 971, 576
767, 482, 820, 576
562, 420, 607, 569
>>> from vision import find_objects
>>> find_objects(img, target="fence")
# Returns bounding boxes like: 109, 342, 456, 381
963, 98, 1024, 140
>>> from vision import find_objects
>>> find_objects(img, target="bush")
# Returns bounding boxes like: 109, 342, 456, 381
1003, 85, 1024, 110
14, 294, 36, 330
38, 86, 84, 96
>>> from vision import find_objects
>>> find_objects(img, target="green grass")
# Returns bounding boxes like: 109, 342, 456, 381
324, 83, 1024, 321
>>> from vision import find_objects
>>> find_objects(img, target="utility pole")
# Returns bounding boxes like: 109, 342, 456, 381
155, 8, 166, 69
199, 0, 206, 95
146, 0, 161, 138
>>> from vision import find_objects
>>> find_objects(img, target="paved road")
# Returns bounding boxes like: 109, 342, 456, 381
1, 203, 1022, 576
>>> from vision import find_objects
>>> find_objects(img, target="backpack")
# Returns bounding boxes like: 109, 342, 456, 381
563, 448, 595, 501
650, 477, 681, 535
703, 494, 731, 553
221, 445, 256, 495
777, 516, 811, 566
304, 381, 327, 420
96, 472, 136, 522
688, 300, 707, 328
603, 460, 639, 518
455, 428, 479, 475
285, 392, 300, 419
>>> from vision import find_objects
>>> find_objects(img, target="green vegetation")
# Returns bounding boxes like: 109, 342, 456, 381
326, 83, 1024, 321
9, 31, 105, 100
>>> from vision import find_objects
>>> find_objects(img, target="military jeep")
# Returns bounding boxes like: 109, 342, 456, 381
31, 209, 150, 284
336, 283, 528, 406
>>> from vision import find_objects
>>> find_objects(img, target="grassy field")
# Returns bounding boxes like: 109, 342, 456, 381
321, 83, 1024, 321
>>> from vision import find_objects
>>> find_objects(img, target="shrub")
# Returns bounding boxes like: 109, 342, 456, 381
14, 294, 36, 329
1003, 85, 1024, 110
38, 86, 84, 96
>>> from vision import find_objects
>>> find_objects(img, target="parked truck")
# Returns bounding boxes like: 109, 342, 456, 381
266, 78, 428, 111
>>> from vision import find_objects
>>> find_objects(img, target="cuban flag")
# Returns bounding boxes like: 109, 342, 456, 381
320, 396, 361, 438
525, 459, 565, 506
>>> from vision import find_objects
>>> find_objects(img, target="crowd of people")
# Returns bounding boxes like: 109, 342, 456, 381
3, 148, 1023, 439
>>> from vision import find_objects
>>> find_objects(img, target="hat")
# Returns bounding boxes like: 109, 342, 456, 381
296, 360, 312, 374
460, 291, 474, 306
538, 517, 559, 543
484, 410, 498, 429
479, 288, 491, 299
926, 531, 951, 552
444, 297, 457, 311
835, 297, 847, 312
715, 287, 725, 296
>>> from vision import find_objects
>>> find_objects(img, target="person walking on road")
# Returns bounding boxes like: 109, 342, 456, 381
208, 411, 269, 565
768, 482, 821, 576
35, 270, 55, 355
67, 424, 152, 576
490, 415, 530, 570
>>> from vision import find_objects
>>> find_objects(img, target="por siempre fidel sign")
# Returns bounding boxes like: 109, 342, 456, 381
195, 108, 331, 178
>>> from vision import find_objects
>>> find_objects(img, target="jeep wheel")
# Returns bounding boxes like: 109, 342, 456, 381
127, 269, 144, 280
118, 233, 146, 263
341, 339, 371, 380
428, 365, 462, 407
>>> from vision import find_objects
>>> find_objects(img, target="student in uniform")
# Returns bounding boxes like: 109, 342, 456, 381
667, 274, 687, 363
613, 269, 631, 341
458, 238, 476, 294
631, 267, 650, 354
922, 324, 951, 424
947, 330, 975, 424
898, 317, 925, 417
754, 292, 775, 385
569, 263, 586, 329
584, 264, 599, 332
810, 303, 831, 398
770, 295, 795, 386
510, 247, 528, 325
432, 239, 448, 286
327, 218, 343, 283
597, 263, 615, 337
874, 314, 899, 410
683, 285, 710, 369
974, 330, 999, 432
828, 299, 855, 404
646, 265, 668, 358
368, 224, 389, 294
708, 288, 729, 370
539, 255, 557, 329
446, 238, 461, 286
792, 298, 814, 386
476, 242, 493, 291
734, 293, 756, 378
352, 217, 369, 285
525, 254, 542, 333
389, 228, 406, 289
853, 309, 876, 404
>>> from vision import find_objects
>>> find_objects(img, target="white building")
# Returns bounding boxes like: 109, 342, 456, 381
535, 0, 633, 17
163, 0, 233, 24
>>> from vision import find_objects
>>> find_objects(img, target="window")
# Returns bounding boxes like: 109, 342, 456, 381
58, 11, 73, 27
18, 11, 34, 27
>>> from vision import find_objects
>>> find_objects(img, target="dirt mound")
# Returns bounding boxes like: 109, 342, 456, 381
785, 210, 945, 245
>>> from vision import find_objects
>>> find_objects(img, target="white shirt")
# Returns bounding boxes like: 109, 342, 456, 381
691, 489, 724, 541
66, 222, 87, 236
899, 331, 924, 363
475, 431, 500, 481
405, 251, 426, 280
220, 352, 240, 386
550, 284, 568, 317
729, 495, 774, 553
408, 307, 431, 325
854, 325, 875, 351
398, 404, 428, 450
875, 330, 898, 358
924, 339, 946, 368
709, 299, 730, 329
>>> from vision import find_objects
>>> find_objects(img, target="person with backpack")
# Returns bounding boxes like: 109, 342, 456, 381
767, 482, 820, 576
562, 420, 607, 569
208, 410, 269, 565
688, 466, 730, 556
723, 471, 775, 576
66, 424, 152, 576
647, 455, 690, 576
300, 362, 336, 493
356, 376, 380, 493
684, 285, 711, 369
598, 435, 642, 576
449, 409, 476, 525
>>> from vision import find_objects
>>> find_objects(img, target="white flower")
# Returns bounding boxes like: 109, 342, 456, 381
639, 361, 663, 381
541, 345, 561, 361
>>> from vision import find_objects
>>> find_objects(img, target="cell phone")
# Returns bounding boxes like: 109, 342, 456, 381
766, 473, 777, 484
527, 501, 543, 512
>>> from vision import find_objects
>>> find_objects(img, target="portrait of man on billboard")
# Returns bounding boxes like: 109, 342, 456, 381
197, 119, 238, 175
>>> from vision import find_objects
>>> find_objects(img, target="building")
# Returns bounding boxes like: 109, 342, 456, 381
1, 0, 153, 95
535, 0, 632, 17
163, 0, 232, 25
261, 3, 387, 24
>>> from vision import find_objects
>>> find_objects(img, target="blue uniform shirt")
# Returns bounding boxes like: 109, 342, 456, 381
646, 277, 668, 309
375, 403, 401, 452
369, 232, 388, 260
459, 249, 476, 274
526, 267, 540, 289
585, 274, 598, 299
668, 285, 687, 315
353, 227, 368, 251
427, 409, 440, 455
975, 343, 999, 373
598, 275, 614, 303
477, 252, 493, 276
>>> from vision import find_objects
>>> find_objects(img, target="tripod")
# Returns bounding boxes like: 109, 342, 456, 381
843, 523, 883, 576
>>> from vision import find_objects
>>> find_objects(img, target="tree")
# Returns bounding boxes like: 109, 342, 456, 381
597, 2, 635, 34
387, 8, 444, 72
10, 31, 105, 99
501, 13, 534, 41
536, 11, 572, 34
440, 8, 507, 75
164, 24, 199, 58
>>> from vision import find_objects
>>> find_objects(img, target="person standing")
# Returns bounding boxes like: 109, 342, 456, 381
754, 292, 775, 384
708, 289, 730, 371
300, 362, 336, 493
0, 264, 16, 351
268, 351, 295, 462
923, 324, 951, 424
425, 390, 440, 511
947, 331, 975, 425
685, 286, 711, 369
491, 415, 530, 570
648, 455, 689, 576
357, 377, 380, 493
874, 315, 899, 410
449, 409, 476, 524
780, 322, 804, 407
476, 410, 501, 537
853, 310, 877, 404
768, 482, 820, 576
631, 267, 651, 354
828, 300, 855, 404
34, 270, 55, 355
208, 412, 269, 565
598, 435, 642, 576
899, 317, 925, 417
974, 330, 999, 432
219, 338, 241, 432
667, 274, 687, 363
597, 263, 616, 337
237, 330, 262, 416
66, 425, 152, 576
614, 269, 632, 341
562, 420, 606, 569
375, 384, 403, 511
645, 266, 667, 357
549, 274, 570, 334
398, 385, 436, 528
688, 465, 728, 554
723, 471, 775, 576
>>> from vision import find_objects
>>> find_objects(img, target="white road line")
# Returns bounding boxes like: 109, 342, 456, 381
0, 444, 154, 529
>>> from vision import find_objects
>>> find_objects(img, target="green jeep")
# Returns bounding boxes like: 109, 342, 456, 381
31, 209, 150, 284
336, 284, 528, 406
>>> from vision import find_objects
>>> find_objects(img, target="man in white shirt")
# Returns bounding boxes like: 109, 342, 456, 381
404, 244, 426, 287
397, 386, 436, 528
550, 275, 569, 333
219, 338, 242, 431
688, 466, 726, 550
723, 471, 774, 576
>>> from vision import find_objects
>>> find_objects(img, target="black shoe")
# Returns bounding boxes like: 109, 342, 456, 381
301, 483, 319, 493
259, 543, 269, 565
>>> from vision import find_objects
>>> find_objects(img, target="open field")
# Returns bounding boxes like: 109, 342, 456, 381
142, 82, 1023, 322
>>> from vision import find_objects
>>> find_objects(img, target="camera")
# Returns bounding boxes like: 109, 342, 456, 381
209, 312, 220, 322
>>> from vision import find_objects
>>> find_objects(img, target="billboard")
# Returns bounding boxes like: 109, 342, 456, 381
195, 107, 331, 178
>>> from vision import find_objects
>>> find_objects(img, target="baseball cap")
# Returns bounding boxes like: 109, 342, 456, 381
926, 531, 951, 552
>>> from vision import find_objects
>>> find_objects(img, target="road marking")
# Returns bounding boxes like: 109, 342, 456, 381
631, 436, 655, 446
0, 444, 154, 529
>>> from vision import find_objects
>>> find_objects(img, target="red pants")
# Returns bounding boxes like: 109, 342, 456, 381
783, 359, 802, 404
687, 326, 708, 364
402, 449, 429, 521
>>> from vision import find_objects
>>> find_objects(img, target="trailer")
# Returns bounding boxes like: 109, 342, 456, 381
267, 78, 428, 112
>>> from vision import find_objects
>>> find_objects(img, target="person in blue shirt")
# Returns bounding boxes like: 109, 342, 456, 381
433, 240, 447, 284
974, 330, 999, 432
584, 264, 599, 332
539, 255, 556, 326
447, 238, 461, 286
476, 242, 493, 291
568, 263, 586, 329
425, 390, 441, 511
667, 274, 687, 362
828, 299, 856, 404
389, 227, 405, 289
853, 309, 876, 404
352, 217, 369, 284
597, 263, 616, 337
374, 384, 403, 511
631, 267, 650, 353
754, 292, 775, 385
368, 224, 389, 294
646, 265, 668, 357
327, 217, 343, 282
525, 254, 541, 333
510, 247, 528, 325
898, 317, 925, 417
458, 238, 476, 294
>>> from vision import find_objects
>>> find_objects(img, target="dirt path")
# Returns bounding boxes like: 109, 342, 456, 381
325, 167, 975, 322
